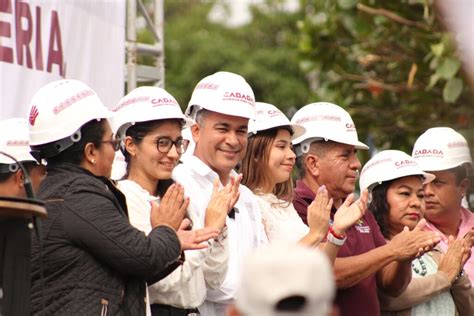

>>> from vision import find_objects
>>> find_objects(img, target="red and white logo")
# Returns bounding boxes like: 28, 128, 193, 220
29, 105, 39, 126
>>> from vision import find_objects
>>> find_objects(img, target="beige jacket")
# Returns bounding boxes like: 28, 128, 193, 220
379, 247, 473, 316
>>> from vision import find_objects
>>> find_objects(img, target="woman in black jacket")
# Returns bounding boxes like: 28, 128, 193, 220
28, 79, 190, 315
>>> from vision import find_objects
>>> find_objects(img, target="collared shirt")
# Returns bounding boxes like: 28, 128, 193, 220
293, 180, 387, 316
425, 207, 474, 284
255, 193, 309, 243
173, 155, 267, 315
117, 179, 229, 309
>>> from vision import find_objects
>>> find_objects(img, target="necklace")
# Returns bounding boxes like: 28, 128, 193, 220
412, 257, 427, 276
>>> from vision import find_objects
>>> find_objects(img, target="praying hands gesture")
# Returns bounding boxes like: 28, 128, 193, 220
150, 183, 189, 230
204, 174, 241, 230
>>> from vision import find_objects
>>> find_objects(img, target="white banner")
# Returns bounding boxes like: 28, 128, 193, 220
0, 0, 125, 119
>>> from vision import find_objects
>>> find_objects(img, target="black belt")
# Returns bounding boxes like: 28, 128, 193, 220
150, 303, 200, 316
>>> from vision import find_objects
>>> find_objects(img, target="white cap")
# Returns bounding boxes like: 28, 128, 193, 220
248, 102, 305, 140
360, 150, 435, 192
111, 86, 194, 138
412, 127, 472, 171
28, 79, 112, 147
186, 71, 256, 120
0, 118, 37, 168
291, 102, 369, 155
236, 242, 335, 316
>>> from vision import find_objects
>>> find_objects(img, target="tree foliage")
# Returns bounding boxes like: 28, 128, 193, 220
297, 0, 473, 153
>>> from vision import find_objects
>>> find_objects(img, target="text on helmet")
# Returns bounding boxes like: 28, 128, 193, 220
195, 82, 219, 90
413, 149, 444, 158
151, 98, 178, 107
361, 157, 391, 174
448, 141, 468, 149
223, 92, 255, 106
53, 89, 94, 114
345, 123, 356, 132
295, 114, 341, 124
394, 159, 416, 169
113, 96, 150, 112
6, 139, 29, 146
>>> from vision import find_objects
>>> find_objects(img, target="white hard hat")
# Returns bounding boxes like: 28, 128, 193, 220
28, 80, 112, 155
236, 242, 335, 316
186, 71, 256, 120
0, 118, 37, 172
360, 150, 435, 192
248, 102, 305, 140
112, 86, 194, 139
412, 127, 472, 171
291, 102, 369, 155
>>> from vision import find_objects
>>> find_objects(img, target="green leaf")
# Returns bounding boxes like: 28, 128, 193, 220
437, 58, 461, 79
426, 73, 440, 90
337, 0, 357, 10
443, 78, 463, 103
430, 42, 444, 57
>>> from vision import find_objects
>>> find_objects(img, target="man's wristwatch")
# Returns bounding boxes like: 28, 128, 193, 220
326, 226, 347, 246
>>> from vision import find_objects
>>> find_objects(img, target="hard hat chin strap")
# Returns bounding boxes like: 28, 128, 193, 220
30, 129, 82, 162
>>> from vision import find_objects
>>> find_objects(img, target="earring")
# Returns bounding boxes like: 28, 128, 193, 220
91, 159, 96, 164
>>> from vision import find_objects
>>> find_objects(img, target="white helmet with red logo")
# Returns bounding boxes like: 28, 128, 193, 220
291, 102, 369, 156
248, 102, 305, 140
186, 71, 256, 120
27, 79, 112, 159
412, 127, 472, 171
0, 118, 37, 173
360, 150, 435, 192
112, 86, 194, 139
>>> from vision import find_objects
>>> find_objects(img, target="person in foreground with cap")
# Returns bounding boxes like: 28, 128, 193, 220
0, 118, 47, 316
412, 127, 474, 284
227, 242, 337, 316
291, 102, 440, 316
173, 71, 268, 316
112, 86, 232, 316
240, 102, 366, 263
360, 150, 472, 315
27, 79, 192, 315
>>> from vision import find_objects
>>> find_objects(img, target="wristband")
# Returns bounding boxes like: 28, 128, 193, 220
327, 226, 347, 246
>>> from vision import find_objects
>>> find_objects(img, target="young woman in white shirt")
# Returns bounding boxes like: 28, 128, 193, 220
240, 102, 368, 262
112, 86, 238, 316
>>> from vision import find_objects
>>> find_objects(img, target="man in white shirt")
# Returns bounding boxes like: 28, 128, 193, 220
173, 71, 268, 316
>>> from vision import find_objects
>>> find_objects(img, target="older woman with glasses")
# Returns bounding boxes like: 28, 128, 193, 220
112, 86, 234, 316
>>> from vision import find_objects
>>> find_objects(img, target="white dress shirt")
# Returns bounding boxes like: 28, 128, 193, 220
117, 179, 229, 310
254, 193, 309, 243
173, 155, 268, 316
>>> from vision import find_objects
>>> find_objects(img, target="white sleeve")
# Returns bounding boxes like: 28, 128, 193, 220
203, 227, 230, 289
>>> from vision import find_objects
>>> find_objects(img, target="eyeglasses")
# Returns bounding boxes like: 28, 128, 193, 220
155, 137, 190, 154
101, 138, 121, 152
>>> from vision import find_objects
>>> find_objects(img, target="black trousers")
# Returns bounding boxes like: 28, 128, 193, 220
0, 219, 31, 316
151, 303, 200, 316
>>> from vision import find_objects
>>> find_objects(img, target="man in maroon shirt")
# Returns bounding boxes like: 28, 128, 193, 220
290, 102, 441, 316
